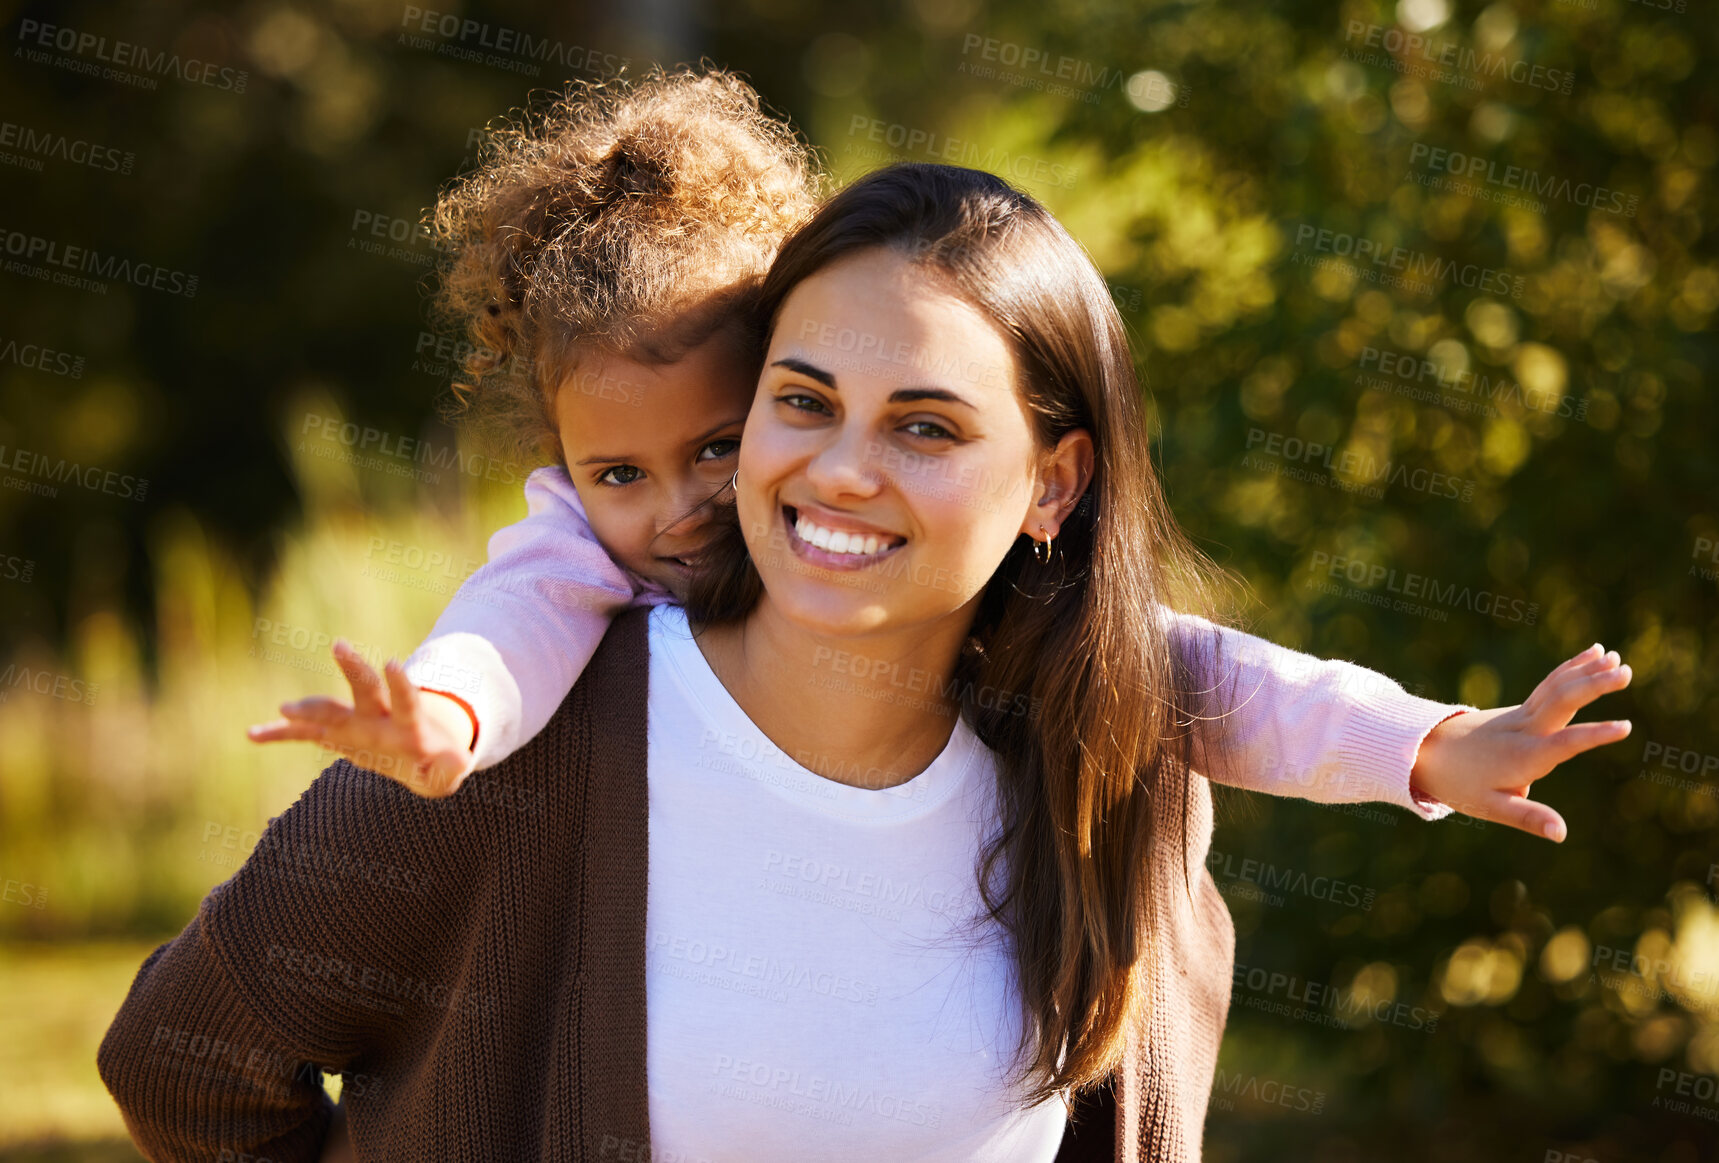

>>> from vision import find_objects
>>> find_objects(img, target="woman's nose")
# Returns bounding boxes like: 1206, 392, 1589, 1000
806, 425, 883, 498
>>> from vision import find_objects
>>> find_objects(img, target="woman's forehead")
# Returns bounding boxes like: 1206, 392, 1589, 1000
768, 251, 1021, 402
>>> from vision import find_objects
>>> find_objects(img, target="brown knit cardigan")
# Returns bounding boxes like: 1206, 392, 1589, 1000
98, 606, 1233, 1161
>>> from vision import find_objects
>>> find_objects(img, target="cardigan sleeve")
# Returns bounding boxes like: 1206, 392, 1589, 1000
403, 464, 667, 771
1167, 608, 1475, 820
96, 914, 340, 1163
98, 755, 520, 1159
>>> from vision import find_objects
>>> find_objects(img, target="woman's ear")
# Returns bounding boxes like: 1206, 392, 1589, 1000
1022, 428, 1094, 540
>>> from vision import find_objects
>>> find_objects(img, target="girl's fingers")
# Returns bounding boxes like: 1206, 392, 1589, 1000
1563, 650, 1621, 682
1481, 791, 1568, 843
278, 697, 354, 727
1526, 647, 1611, 707
333, 640, 390, 718
1542, 719, 1633, 769
1563, 663, 1632, 715
246, 719, 329, 744
1543, 643, 1605, 685
1528, 657, 1631, 727
382, 661, 419, 731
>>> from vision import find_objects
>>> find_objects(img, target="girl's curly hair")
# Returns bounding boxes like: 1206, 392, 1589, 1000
427, 65, 822, 465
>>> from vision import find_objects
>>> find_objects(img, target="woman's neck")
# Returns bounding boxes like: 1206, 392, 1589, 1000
691, 597, 978, 791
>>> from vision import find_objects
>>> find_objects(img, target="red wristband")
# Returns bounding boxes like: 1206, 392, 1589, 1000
421, 688, 480, 753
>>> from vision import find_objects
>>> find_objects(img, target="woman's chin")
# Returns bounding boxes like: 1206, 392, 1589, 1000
759, 583, 893, 639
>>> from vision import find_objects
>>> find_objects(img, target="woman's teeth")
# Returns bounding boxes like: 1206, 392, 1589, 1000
795, 514, 894, 556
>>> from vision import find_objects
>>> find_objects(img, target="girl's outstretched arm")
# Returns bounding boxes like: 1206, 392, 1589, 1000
1169, 611, 1631, 838
248, 466, 665, 796
1169, 608, 1473, 821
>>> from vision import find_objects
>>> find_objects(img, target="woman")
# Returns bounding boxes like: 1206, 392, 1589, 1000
98, 163, 1632, 1162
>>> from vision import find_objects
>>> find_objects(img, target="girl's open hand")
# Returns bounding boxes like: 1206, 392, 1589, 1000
1408, 643, 1633, 843
246, 639, 479, 798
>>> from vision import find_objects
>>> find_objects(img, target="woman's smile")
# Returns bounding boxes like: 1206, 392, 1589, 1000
783, 502, 908, 570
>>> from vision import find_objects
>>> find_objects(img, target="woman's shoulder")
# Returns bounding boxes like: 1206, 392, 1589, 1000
595, 604, 659, 681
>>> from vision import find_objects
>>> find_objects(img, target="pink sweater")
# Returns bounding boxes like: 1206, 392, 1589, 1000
406, 465, 1470, 816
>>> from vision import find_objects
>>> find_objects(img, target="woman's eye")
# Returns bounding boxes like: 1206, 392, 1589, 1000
904, 420, 955, 441
698, 438, 740, 462
598, 465, 643, 486
778, 392, 830, 414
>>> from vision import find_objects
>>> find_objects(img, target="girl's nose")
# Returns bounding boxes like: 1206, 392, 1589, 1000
660, 478, 721, 537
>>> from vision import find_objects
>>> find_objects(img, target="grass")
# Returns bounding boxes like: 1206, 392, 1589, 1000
0, 394, 519, 1146
0, 1145, 145, 1163
0, 392, 526, 946
0, 942, 156, 1154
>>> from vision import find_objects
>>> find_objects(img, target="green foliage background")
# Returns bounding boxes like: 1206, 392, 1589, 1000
0, 0, 1713, 1158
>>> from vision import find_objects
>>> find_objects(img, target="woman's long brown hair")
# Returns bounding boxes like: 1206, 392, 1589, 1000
685, 163, 1244, 1109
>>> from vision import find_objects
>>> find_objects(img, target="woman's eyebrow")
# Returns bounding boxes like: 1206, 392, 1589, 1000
772, 358, 973, 410
890, 387, 973, 409
770, 357, 835, 387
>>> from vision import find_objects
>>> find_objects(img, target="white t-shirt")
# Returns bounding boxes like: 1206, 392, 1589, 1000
645, 605, 1071, 1163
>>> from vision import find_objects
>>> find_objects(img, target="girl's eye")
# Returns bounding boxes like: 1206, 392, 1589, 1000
698, 438, 740, 462
598, 465, 643, 486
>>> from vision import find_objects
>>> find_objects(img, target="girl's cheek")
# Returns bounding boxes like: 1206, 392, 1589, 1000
583, 499, 645, 562
676, 507, 716, 535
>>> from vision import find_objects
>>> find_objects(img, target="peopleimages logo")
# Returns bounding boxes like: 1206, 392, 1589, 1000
0, 120, 135, 176
1654, 1068, 1719, 1122
297, 413, 522, 485
1306, 550, 1540, 627
1291, 223, 1524, 300
845, 116, 1078, 190
14, 19, 249, 93
0, 663, 98, 705
1211, 1068, 1327, 1115
1635, 739, 1719, 801
396, 6, 628, 79
0, 442, 148, 502
1231, 960, 1440, 1032
1342, 20, 1574, 96
1244, 427, 1478, 503
645, 925, 882, 1007
710, 1054, 944, 1129
0, 228, 198, 298
0, 335, 85, 379
956, 35, 1188, 108
0, 553, 35, 583
1358, 345, 1588, 421
1206, 849, 1376, 910
1405, 144, 1639, 218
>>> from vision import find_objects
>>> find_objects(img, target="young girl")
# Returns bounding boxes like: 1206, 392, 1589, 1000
248, 66, 822, 792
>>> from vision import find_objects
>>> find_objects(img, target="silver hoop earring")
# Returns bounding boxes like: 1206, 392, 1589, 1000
1033, 526, 1054, 564
729, 470, 739, 493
